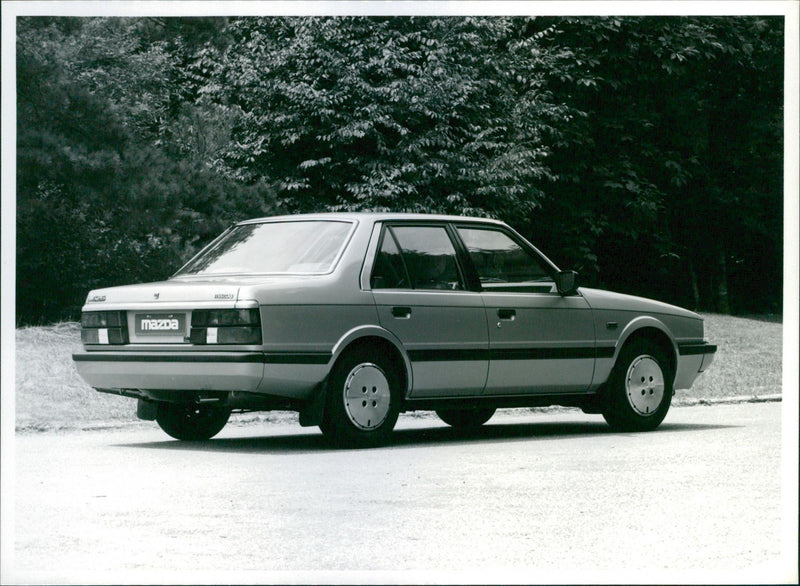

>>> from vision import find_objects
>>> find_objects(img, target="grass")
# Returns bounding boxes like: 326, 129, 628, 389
13, 323, 136, 431
688, 313, 783, 400
13, 314, 782, 432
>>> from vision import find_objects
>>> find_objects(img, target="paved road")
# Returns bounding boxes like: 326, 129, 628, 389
6, 402, 795, 583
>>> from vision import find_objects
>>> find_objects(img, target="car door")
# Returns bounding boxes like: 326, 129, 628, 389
369, 223, 489, 398
454, 225, 596, 395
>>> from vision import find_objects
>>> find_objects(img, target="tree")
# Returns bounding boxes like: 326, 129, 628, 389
16, 17, 274, 324
16, 16, 782, 322
525, 16, 783, 313
201, 17, 576, 218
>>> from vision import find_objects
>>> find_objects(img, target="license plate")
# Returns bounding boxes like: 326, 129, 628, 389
134, 313, 186, 335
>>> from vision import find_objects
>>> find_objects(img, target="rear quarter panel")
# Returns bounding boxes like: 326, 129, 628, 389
241, 220, 387, 398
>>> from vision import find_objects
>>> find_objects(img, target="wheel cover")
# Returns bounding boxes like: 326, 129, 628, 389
343, 363, 391, 430
625, 355, 665, 416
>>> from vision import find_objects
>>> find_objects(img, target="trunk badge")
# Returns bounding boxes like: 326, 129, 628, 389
153, 292, 160, 300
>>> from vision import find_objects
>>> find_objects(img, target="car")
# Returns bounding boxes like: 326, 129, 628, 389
73, 213, 716, 446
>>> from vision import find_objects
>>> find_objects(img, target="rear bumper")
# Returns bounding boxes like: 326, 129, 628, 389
73, 351, 266, 392
72, 350, 331, 400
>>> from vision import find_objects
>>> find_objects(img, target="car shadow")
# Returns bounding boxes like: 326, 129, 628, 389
117, 419, 739, 455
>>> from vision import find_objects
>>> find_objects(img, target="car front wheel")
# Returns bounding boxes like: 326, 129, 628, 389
602, 339, 673, 432
155, 402, 231, 441
320, 348, 401, 448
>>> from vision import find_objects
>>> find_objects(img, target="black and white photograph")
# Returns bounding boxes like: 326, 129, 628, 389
1, 1, 797, 584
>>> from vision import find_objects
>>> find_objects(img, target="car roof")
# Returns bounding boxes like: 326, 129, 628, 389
236, 212, 507, 226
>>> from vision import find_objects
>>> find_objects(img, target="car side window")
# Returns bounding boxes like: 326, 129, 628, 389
371, 225, 464, 290
370, 228, 409, 289
457, 227, 554, 292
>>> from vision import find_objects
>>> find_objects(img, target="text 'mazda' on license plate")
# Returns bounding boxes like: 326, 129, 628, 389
135, 313, 186, 335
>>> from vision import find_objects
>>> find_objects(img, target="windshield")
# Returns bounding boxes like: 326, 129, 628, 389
174, 220, 354, 276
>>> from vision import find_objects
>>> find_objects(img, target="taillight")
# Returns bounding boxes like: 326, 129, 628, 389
189, 309, 262, 345
81, 311, 128, 345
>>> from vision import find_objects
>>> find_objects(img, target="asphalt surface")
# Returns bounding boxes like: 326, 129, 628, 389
6, 402, 796, 584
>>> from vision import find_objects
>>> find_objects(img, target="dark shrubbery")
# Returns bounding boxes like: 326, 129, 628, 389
16, 16, 783, 324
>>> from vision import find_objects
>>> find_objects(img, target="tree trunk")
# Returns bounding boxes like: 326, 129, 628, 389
688, 257, 701, 312
717, 249, 731, 314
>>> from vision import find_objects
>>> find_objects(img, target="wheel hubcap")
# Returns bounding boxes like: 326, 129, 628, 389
343, 363, 391, 430
625, 355, 665, 416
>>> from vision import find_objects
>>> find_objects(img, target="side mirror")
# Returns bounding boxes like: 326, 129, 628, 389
556, 270, 579, 296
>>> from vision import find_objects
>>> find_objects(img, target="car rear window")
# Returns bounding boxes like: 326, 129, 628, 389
174, 220, 354, 276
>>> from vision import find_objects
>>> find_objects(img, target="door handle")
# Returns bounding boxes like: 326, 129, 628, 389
497, 308, 516, 321
392, 306, 412, 319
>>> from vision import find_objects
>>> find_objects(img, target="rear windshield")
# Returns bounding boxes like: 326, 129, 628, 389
174, 220, 354, 276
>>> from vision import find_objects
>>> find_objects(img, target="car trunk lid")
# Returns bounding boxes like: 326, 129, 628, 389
83, 281, 242, 310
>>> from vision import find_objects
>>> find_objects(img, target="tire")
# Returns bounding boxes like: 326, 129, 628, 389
602, 338, 673, 432
320, 347, 402, 448
155, 402, 231, 441
436, 408, 496, 428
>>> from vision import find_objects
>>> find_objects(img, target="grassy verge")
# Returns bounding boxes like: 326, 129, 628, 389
687, 313, 782, 400
14, 313, 782, 432
14, 323, 135, 431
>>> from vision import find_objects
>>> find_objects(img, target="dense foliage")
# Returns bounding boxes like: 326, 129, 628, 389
16, 16, 783, 324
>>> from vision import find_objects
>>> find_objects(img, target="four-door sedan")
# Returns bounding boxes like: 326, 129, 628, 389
73, 213, 716, 447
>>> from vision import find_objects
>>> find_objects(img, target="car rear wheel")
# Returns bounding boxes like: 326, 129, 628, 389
155, 402, 231, 441
320, 348, 401, 448
602, 339, 673, 432
436, 408, 496, 428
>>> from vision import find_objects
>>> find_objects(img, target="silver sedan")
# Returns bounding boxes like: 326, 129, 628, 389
73, 213, 716, 447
